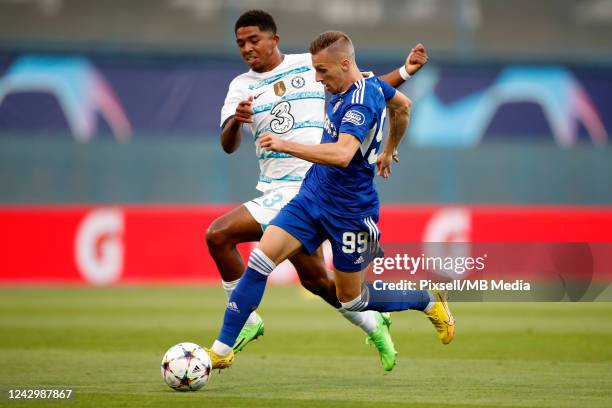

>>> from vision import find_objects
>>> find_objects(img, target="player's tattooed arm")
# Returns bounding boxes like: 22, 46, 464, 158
377, 91, 412, 179
378, 43, 428, 88
221, 96, 254, 153
259, 132, 360, 168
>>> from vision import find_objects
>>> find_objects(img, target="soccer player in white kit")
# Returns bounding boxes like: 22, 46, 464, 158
206, 10, 428, 371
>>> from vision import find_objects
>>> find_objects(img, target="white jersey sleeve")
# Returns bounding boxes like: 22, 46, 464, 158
220, 77, 249, 128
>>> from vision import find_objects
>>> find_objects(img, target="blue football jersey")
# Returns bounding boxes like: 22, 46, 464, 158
301, 76, 396, 218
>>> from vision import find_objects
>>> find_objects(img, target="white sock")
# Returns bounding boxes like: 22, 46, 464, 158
211, 340, 232, 356
338, 309, 378, 334
244, 311, 259, 325
222, 278, 259, 325
221, 278, 240, 298
423, 291, 435, 313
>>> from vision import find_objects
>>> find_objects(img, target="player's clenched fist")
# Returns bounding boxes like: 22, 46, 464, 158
405, 43, 428, 75
259, 133, 286, 152
234, 95, 254, 123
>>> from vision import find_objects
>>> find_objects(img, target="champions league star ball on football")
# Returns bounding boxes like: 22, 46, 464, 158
161, 342, 212, 391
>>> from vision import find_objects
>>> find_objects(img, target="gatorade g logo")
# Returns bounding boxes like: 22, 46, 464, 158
424, 207, 471, 243
423, 207, 472, 280
74, 208, 125, 285
342, 110, 365, 126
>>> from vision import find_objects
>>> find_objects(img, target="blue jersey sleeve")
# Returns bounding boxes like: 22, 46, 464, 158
378, 78, 396, 101
338, 104, 376, 143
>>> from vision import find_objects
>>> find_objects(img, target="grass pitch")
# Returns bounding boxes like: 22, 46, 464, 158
0, 286, 611, 407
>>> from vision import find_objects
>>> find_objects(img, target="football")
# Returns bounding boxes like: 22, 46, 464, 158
161, 342, 212, 391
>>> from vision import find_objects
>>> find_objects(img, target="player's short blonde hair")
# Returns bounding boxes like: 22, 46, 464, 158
309, 31, 353, 55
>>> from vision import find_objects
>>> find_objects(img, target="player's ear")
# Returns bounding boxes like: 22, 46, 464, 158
272, 34, 280, 46
340, 58, 350, 72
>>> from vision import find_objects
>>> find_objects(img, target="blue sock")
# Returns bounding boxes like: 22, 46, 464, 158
217, 249, 275, 347
342, 284, 431, 312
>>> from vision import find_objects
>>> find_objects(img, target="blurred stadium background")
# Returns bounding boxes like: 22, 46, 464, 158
1, 0, 611, 284
1, 2, 612, 407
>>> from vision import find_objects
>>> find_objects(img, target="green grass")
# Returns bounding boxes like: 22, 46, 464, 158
0, 287, 611, 407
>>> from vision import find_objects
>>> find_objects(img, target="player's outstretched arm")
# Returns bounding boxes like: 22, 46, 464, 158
220, 96, 254, 153
378, 43, 428, 88
259, 132, 360, 168
377, 91, 412, 179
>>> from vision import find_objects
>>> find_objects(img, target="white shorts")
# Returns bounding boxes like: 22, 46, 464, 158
243, 184, 301, 226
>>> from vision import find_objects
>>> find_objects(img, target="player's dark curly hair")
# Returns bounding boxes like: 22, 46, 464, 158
234, 10, 277, 34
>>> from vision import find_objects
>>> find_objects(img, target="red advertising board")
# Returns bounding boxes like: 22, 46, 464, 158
1, 205, 611, 285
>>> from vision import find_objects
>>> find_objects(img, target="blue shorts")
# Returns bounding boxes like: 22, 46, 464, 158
269, 192, 381, 272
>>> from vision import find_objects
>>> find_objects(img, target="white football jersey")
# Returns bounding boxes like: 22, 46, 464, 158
220, 53, 325, 192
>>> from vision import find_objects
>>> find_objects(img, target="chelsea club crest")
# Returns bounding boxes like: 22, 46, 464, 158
291, 76, 305, 89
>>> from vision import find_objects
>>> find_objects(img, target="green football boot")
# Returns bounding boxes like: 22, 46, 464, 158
233, 314, 265, 353
366, 312, 397, 371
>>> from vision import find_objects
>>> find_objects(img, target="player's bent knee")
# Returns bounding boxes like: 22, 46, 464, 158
205, 221, 231, 249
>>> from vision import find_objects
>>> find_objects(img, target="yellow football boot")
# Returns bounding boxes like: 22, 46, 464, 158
424, 290, 456, 344
205, 348, 235, 370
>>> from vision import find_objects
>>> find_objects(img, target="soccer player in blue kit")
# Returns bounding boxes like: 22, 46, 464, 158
211, 10, 430, 372
208, 31, 455, 370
